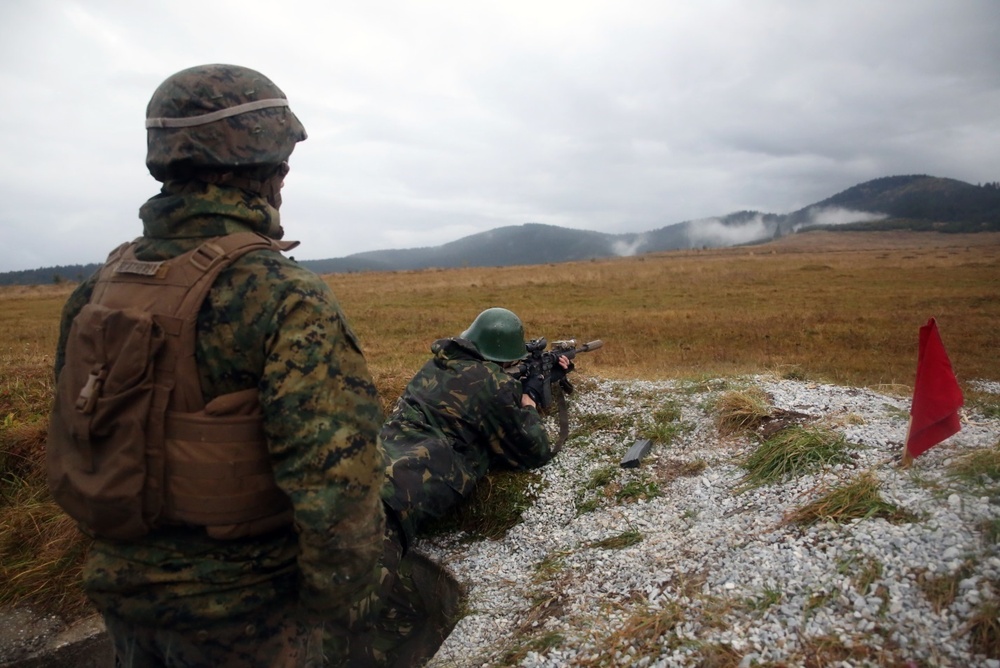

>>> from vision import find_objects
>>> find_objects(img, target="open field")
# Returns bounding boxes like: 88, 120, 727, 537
332, 230, 1000, 405
1, 230, 999, 658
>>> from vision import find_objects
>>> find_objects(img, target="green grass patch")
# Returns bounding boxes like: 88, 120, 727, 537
780, 366, 809, 381
638, 419, 691, 445
423, 470, 543, 540
736, 425, 855, 492
570, 411, 630, 439
586, 465, 618, 489
616, 479, 661, 502
805, 589, 837, 617
637, 400, 685, 444
574, 465, 618, 515
966, 391, 1000, 419
947, 443, 1000, 490
882, 403, 910, 420
574, 497, 600, 515
533, 551, 569, 583
785, 472, 915, 526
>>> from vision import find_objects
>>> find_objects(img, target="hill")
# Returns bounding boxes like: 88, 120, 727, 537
3, 175, 998, 284
302, 174, 999, 273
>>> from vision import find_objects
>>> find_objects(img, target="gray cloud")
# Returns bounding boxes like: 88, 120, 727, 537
801, 207, 888, 230
685, 215, 771, 249
2, 0, 999, 272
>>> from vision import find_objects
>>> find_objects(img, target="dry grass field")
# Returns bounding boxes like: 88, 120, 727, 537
1, 229, 998, 619
334, 230, 1000, 406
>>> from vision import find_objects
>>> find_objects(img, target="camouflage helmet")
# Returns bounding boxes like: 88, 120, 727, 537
145, 64, 307, 182
461, 308, 527, 362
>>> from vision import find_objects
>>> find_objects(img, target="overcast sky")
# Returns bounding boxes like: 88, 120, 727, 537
2, 0, 998, 272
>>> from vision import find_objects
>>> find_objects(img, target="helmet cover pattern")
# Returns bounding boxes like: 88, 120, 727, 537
145, 64, 307, 182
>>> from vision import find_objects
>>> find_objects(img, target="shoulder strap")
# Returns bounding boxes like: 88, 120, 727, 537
169, 233, 298, 411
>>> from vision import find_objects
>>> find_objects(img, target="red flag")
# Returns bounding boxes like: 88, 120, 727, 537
906, 318, 963, 459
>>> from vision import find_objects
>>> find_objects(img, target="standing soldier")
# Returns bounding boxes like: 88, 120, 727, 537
47, 64, 385, 666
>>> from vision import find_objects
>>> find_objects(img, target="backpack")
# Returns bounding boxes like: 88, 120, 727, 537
47, 232, 296, 540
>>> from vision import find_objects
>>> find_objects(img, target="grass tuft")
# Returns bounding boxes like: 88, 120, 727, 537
964, 598, 1000, 659
915, 561, 976, 613
836, 551, 884, 595
0, 478, 90, 616
947, 443, 1000, 492
615, 479, 661, 502
979, 517, 1000, 545
499, 630, 564, 666
736, 425, 855, 491
713, 388, 771, 436
588, 530, 643, 550
693, 642, 743, 667
785, 472, 916, 526
576, 600, 686, 667
637, 401, 689, 444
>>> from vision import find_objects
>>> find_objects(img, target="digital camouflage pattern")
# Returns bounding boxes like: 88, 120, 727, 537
379, 337, 554, 545
54, 181, 386, 653
145, 64, 307, 182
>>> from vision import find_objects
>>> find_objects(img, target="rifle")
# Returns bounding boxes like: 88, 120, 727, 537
512, 338, 603, 450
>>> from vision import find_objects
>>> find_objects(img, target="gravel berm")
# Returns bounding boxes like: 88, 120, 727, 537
420, 375, 1000, 667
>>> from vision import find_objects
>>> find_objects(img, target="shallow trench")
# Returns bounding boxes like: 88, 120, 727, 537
3, 551, 463, 668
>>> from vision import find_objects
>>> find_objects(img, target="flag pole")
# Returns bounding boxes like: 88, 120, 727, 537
900, 416, 913, 469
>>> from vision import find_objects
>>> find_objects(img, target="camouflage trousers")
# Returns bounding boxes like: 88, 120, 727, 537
104, 600, 324, 667
327, 518, 432, 667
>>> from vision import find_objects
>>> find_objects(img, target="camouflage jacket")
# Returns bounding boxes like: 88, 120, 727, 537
53, 182, 386, 630
380, 337, 554, 544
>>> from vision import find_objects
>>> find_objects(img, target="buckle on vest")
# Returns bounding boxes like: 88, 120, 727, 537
76, 367, 107, 414
189, 242, 226, 271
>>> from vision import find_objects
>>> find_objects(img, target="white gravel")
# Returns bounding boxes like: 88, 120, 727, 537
420, 375, 1000, 668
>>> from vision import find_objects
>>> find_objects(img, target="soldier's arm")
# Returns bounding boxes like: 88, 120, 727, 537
54, 276, 98, 378
259, 278, 385, 625
485, 371, 554, 470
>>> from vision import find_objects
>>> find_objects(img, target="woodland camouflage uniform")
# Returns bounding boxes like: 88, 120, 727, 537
51, 65, 385, 667
355, 334, 554, 666
380, 336, 554, 546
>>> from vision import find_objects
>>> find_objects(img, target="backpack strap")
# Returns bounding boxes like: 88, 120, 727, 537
161, 233, 298, 411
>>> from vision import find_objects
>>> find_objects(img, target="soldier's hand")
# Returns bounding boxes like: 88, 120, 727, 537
521, 373, 545, 404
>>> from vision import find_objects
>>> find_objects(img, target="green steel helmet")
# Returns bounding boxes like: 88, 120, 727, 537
145, 64, 307, 182
461, 308, 527, 362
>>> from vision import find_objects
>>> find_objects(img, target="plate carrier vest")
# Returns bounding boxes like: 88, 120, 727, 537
47, 232, 297, 540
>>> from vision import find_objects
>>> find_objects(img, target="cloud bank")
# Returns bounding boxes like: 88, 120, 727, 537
1, 1, 998, 272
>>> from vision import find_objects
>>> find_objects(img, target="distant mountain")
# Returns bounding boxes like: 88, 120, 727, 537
3, 175, 998, 285
300, 175, 999, 274
780, 175, 1000, 233
302, 224, 623, 273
